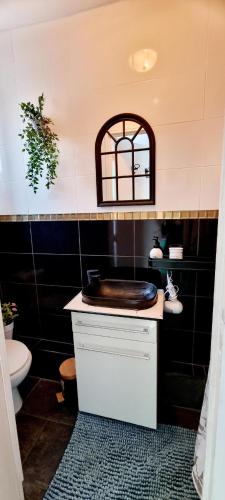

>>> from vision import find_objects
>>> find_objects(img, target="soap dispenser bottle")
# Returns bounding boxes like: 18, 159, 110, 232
149, 236, 163, 259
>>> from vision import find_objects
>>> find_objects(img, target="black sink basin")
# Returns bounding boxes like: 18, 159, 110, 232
82, 277, 158, 310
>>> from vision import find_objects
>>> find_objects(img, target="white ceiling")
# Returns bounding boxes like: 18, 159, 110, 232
0, 0, 120, 31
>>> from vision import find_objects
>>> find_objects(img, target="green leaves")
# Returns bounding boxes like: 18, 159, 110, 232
19, 94, 59, 193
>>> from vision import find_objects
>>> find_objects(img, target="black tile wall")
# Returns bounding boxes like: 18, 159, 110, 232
134, 257, 162, 287
34, 254, 81, 286
195, 297, 214, 333
79, 220, 134, 256
0, 222, 32, 253
0, 219, 217, 399
160, 371, 205, 410
160, 329, 193, 364
164, 296, 196, 331
193, 332, 212, 365
165, 361, 194, 377
40, 314, 73, 343
196, 270, 215, 297
31, 221, 79, 254
0, 254, 35, 283
37, 285, 79, 315
198, 220, 218, 257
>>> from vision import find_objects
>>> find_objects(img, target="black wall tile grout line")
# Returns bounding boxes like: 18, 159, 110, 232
15, 335, 74, 346
163, 327, 212, 335
33, 347, 74, 355
0, 251, 138, 258
35, 339, 74, 347
36, 344, 74, 350
162, 328, 195, 334
80, 254, 136, 258
0, 281, 82, 289
0, 250, 215, 262
197, 219, 200, 257
29, 221, 42, 338
33, 252, 81, 257
0, 252, 33, 255
37, 285, 82, 290
168, 360, 207, 368
170, 404, 201, 412
21, 377, 41, 404
39, 312, 75, 317
16, 339, 42, 349
26, 376, 60, 384
191, 270, 198, 374
194, 330, 213, 336
35, 281, 82, 287
0, 281, 37, 286
78, 221, 83, 289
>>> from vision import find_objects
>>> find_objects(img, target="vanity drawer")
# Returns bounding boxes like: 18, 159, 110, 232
72, 312, 157, 343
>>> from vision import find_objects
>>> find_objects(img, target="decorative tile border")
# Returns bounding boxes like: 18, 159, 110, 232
0, 210, 218, 222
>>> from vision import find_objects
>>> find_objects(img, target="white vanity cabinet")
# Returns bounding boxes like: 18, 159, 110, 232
65, 291, 164, 429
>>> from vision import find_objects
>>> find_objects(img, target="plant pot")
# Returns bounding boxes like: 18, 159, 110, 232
4, 321, 14, 339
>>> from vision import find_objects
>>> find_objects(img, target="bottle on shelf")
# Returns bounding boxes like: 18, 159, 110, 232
149, 236, 163, 259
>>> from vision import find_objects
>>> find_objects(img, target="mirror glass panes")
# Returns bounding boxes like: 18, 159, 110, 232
117, 138, 132, 152
125, 120, 140, 137
118, 152, 132, 177
101, 135, 115, 154
96, 114, 155, 206
133, 150, 149, 176
135, 176, 150, 200
108, 123, 123, 139
118, 178, 133, 201
102, 178, 117, 202
133, 131, 149, 150
101, 154, 116, 177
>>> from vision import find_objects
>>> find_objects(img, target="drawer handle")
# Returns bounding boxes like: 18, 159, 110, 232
75, 320, 150, 335
76, 343, 150, 360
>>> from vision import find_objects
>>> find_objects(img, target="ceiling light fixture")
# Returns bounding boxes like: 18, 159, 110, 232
129, 48, 157, 73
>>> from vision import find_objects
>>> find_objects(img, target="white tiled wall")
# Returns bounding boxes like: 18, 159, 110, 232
0, 0, 224, 214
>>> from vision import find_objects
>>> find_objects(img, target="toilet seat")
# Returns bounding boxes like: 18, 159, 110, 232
5, 339, 30, 376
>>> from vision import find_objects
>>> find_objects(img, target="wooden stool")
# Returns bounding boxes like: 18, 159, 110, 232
59, 357, 77, 413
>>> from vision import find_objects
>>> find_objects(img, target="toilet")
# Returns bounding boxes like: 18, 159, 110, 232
5, 339, 32, 413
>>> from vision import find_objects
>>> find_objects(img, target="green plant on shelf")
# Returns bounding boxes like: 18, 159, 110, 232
19, 93, 59, 193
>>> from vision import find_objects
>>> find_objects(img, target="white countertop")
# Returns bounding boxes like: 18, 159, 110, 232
64, 290, 164, 320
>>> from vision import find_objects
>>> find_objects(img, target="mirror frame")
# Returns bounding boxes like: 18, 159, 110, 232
95, 113, 156, 206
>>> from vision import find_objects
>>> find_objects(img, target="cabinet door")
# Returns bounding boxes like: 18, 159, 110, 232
75, 337, 157, 429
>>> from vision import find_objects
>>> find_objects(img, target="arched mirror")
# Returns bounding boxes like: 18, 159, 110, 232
95, 113, 155, 206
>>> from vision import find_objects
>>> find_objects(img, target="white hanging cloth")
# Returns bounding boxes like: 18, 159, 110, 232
192, 374, 209, 498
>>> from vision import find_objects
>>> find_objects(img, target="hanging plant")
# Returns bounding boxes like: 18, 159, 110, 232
19, 93, 59, 193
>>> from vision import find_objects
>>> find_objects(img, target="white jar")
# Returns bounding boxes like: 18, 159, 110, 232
169, 246, 183, 259
150, 247, 163, 259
